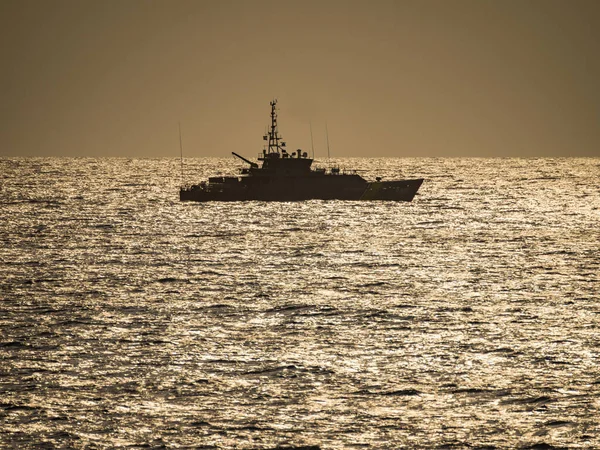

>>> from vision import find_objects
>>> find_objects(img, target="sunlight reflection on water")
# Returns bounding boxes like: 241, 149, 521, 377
1, 157, 599, 449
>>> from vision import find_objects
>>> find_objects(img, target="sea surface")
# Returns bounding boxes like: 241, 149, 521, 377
1, 157, 599, 449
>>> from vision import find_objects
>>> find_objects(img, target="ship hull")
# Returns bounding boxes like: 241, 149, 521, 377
180, 178, 423, 202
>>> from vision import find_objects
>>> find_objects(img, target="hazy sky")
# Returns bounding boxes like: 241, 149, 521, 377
1, 0, 599, 157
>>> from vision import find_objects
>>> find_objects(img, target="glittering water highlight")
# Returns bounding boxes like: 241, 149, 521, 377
1, 157, 599, 449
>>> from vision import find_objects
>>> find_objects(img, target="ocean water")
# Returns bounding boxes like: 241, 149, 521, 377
1, 157, 599, 449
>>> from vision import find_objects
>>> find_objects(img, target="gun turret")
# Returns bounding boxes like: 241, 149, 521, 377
232, 152, 258, 168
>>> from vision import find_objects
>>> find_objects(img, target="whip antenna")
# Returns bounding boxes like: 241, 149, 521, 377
310, 122, 315, 159
325, 122, 331, 163
179, 122, 184, 185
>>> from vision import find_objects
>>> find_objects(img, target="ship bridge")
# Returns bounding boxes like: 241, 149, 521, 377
256, 149, 312, 175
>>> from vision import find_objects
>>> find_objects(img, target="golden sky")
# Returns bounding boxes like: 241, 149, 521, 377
1, 0, 599, 157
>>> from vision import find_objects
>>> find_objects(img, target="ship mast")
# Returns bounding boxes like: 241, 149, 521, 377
264, 99, 286, 155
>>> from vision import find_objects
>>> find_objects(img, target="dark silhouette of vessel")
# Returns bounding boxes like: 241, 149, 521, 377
180, 100, 423, 202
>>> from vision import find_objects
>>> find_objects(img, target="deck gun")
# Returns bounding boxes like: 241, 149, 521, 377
232, 152, 258, 168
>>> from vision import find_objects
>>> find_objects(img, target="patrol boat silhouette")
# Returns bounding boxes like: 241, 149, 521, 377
180, 100, 423, 202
